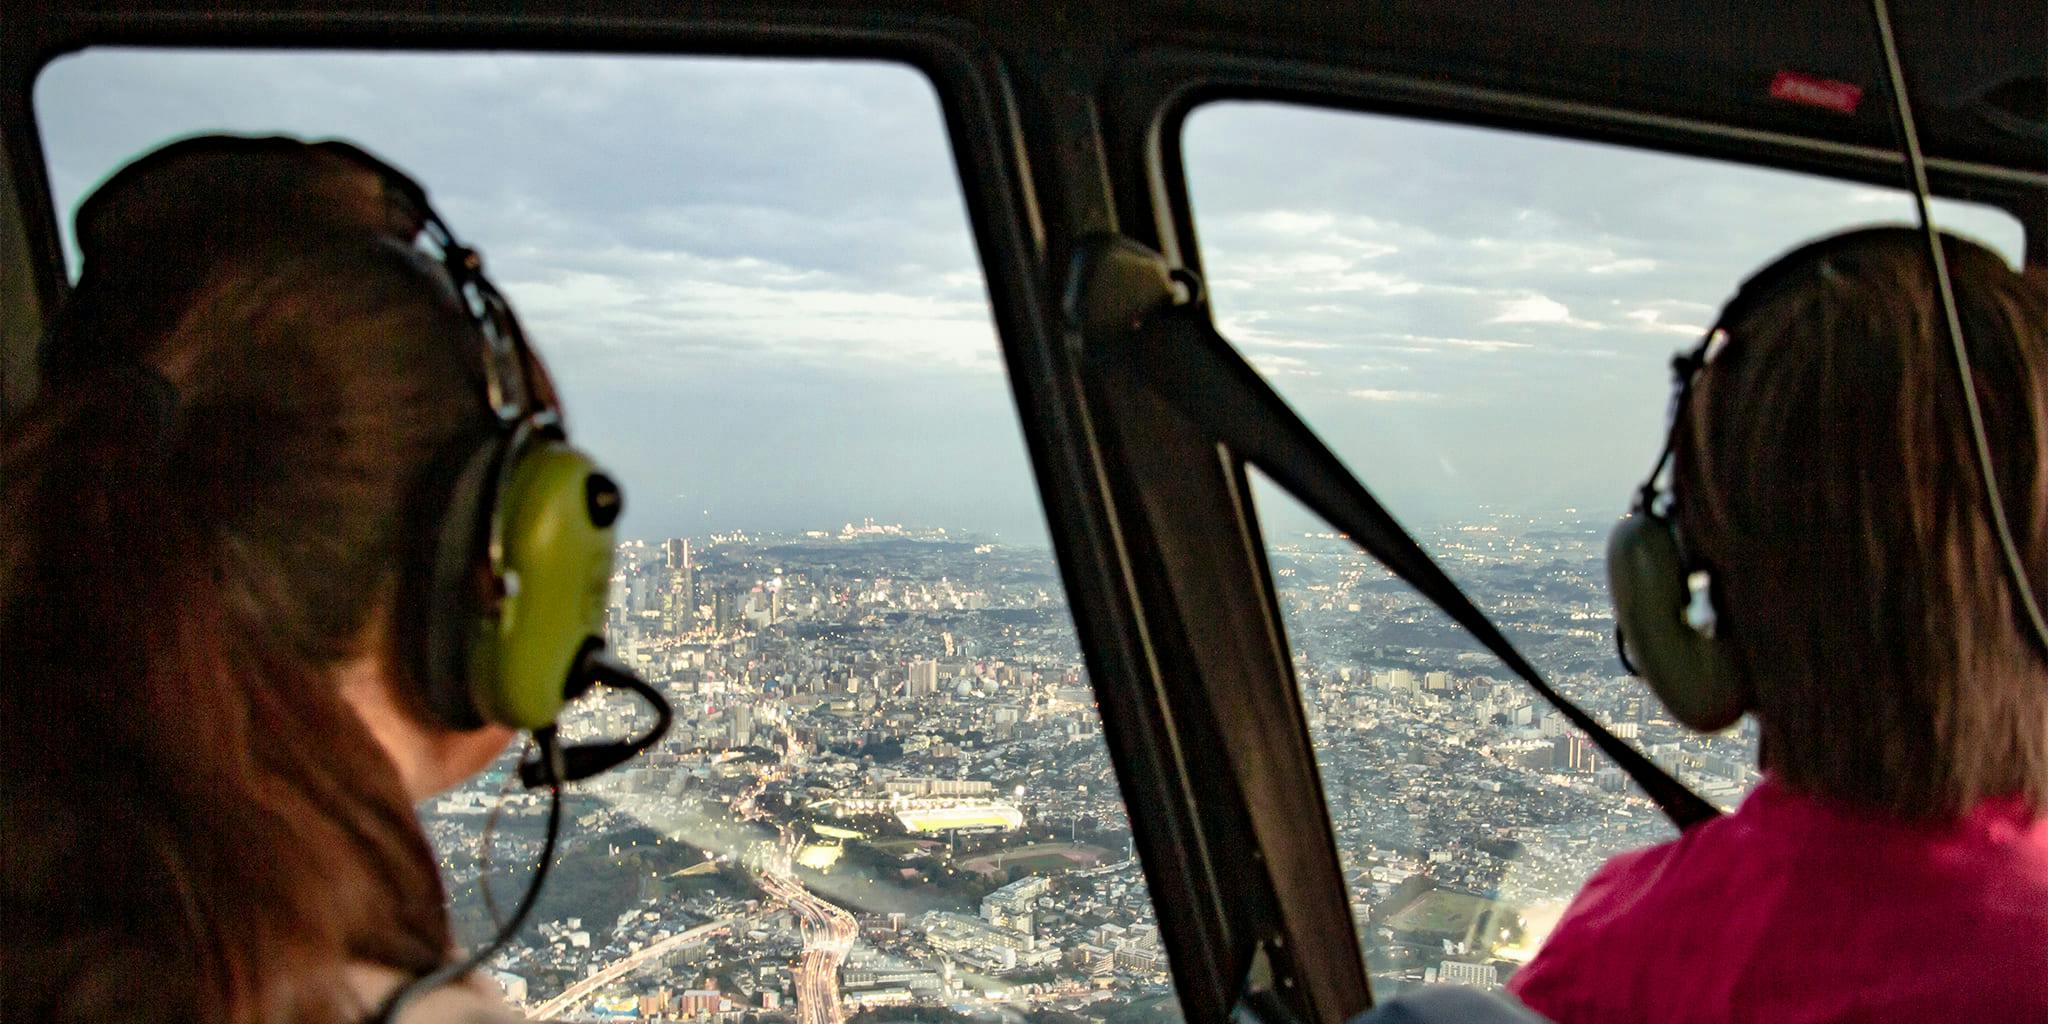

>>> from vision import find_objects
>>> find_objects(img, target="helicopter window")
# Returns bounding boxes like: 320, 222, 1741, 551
1180, 101, 2024, 996
36, 48, 1180, 1022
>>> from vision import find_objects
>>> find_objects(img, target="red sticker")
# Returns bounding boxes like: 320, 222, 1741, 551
1770, 70, 1865, 114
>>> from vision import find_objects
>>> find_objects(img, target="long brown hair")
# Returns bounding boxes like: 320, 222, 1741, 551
1674, 227, 2048, 819
1, 139, 490, 1022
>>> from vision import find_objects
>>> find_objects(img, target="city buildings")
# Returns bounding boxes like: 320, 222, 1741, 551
422, 511, 1760, 1019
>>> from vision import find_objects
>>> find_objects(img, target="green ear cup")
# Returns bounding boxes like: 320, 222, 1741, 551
1608, 511, 1747, 733
471, 439, 622, 730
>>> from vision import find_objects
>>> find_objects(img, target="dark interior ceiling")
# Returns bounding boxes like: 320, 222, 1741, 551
1152, 0, 2046, 173
10, 0, 2046, 177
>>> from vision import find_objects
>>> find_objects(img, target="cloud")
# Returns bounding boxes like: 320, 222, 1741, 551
1488, 294, 1604, 329
1468, 238, 1656, 277
1216, 313, 1341, 353
39, 49, 1003, 385
1297, 271, 1426, 296
1250, 210, 1336, 235
1212, 250, 1425, 296
1251, 354, 1321, 378
512, 256, 1002, 375
1587, 258, 1659, 274
1376, 333, 1534, 353
1245, 337, 1340, 350
1490, 294, 1569, 323
1348, 388, 1439, 402
1624, 308, 1707, 337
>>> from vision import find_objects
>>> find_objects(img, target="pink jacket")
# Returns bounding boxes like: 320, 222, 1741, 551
1507, 775, 2048, 1022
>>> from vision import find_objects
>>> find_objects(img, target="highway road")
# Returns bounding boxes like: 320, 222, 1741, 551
527, 917, 737, 1019
577, 762, 852, 1024
727, 757, 857, 1024
759, 862, 857, 1024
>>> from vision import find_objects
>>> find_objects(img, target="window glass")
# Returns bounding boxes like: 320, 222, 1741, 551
1183, 102, 2025, 995
38, 49, 1177, 1023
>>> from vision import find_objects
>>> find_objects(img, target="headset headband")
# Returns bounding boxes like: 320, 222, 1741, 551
1630, 228, 1903, 523
308, 139, 552, 430
66, 135, 555, 436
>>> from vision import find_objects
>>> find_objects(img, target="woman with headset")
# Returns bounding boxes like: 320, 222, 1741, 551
1, 136, 644, 1023
1507, 228, 2048, 1021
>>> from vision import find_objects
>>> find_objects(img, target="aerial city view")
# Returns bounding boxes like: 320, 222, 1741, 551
420, 508, 1761, 1022
27, 41, 2023, 1024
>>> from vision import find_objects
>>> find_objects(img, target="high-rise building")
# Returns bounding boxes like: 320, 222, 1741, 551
639, 987, 673, 1017
1553, 733, 1598, 772
678, 989, 721, 1016
714, 587, 740, 633
920, 910, 1037, 957
672, 566, 695, 617
1436, 960, 1500, 988
660, 537, 690, 571
907, 659, 939, 697
1113, 946, 1163, 974
1371, 668, 1418, 692
1070, 943, 1115, 978
982, 875, 1049, 936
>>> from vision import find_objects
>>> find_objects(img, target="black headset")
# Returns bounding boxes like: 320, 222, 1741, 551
1608, 234, 1864, 733
323, 140, 676, 1020
1610, 226, 2048, 734
327, 139, 673, 771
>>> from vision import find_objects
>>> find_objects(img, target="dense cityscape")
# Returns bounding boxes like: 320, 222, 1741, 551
420, 512, 1760, 1021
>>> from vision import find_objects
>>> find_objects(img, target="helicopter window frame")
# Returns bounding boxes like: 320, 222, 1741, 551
8, 15, 2044, 1024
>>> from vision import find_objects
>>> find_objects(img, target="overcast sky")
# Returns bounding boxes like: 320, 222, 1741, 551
34, 49, 2025, 544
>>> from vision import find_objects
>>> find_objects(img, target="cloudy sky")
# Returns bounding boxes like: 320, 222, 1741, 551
34, 49, 2024, 544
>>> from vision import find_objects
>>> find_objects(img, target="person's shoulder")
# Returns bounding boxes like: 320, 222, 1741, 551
1353, 986, 1552, 1024
1565, 833, 1687, 911
344, 963, 538, 1024
392, 981, 534, 1024
1503, 832, 1701, 1015
1544, 804, 1770, 935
